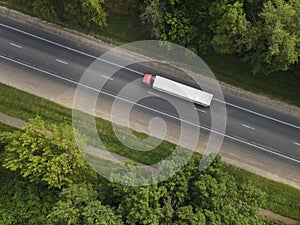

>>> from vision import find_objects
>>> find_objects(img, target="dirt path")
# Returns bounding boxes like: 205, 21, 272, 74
260, 209, 300, 225
0, 112, 26, 129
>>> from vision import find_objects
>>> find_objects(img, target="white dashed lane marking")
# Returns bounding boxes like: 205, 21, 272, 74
56, 59, 68, 64
1, 54, 300, 164
241, 124, 255, 130
10, 42, 22, 48
293, 142, 300, 146
2, 22, 299, 130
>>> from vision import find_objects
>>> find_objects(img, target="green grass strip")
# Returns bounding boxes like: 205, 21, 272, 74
0, 122, 19, 133
0, 82, 174, 165
203, 53, 300, 106
225, 164, 300, 220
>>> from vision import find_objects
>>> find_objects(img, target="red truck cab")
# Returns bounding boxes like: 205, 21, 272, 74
142, 73, 154, 87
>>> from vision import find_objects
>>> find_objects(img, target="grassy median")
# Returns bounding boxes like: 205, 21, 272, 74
0, 82, 299, 220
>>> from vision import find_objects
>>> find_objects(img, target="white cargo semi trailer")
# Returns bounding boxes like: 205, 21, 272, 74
142, 74, 213, 107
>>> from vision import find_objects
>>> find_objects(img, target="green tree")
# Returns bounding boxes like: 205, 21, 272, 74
244, 0, 265, 21
0, 117, 267, 224
140, 0, 166, 39
1, 117, 95, 189
100, 162, 174, 225
0, 170, 55, 225
173, 205, 206, 225
244, 0, 300, 74
103, 155, 265, 224
48, 183, 123, 225
64, 0, 107, 30
116, 185, 173, 225
0, 131, 14, 153
32, 0, 58, 21
209, 0, 252, 54
140, 0, 194, 46
82, 201, 124, 225
81, 0, 107, 28
161, 9, 192, 46
7, 0, 34, 12
190, 155, 265, 224
139, 0, 213, 52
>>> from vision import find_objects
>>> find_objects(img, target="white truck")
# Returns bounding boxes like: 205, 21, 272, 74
142, 74, 213, 107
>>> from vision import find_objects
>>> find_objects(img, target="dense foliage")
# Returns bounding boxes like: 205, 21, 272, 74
0, 117, 272, 224
5, 0, 107, 30
135, 0, 300, 74
3, 0, 299, 74
3, 0, 299, 75
0, 1, 299, 222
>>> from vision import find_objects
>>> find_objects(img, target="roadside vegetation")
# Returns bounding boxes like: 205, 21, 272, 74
0, 119, 288, 225
1, 0, 300, 106
0, 82, 299, 223
0, 122, 18, 132
225, 164, 300, 220
0, 0, 299, 224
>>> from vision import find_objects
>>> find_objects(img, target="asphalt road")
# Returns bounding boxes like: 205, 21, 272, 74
0, 16, 299, 168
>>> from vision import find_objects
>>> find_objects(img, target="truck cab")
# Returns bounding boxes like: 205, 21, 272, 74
142, 73, 154, 87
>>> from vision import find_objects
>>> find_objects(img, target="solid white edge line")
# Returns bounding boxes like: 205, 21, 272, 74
293, 142, 300, 146
148, 91, 160, 97
1, 22, 299, 130
101, 75, 113, 81
10, 42, 22, 48
232, 135, 247, 142
194, 108, 207, 113
56, 59, 68, 65
241, 124, 255, 130
0, 23, 144, 76
1, 54, 299, 164
214, 98, 300, 130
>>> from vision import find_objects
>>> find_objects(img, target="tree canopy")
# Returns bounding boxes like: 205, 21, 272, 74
6, 0, 300, 74
244, 0, 300, 74
136, 0, 300, 74
7, 0, 107, 30
1, 117, 95, 189
0, 117, 268, 224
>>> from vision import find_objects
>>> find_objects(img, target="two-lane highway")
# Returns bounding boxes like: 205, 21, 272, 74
0, 16, 299, 168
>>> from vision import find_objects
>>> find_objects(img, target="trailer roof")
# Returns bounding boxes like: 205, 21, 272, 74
153, 76, 213, 106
